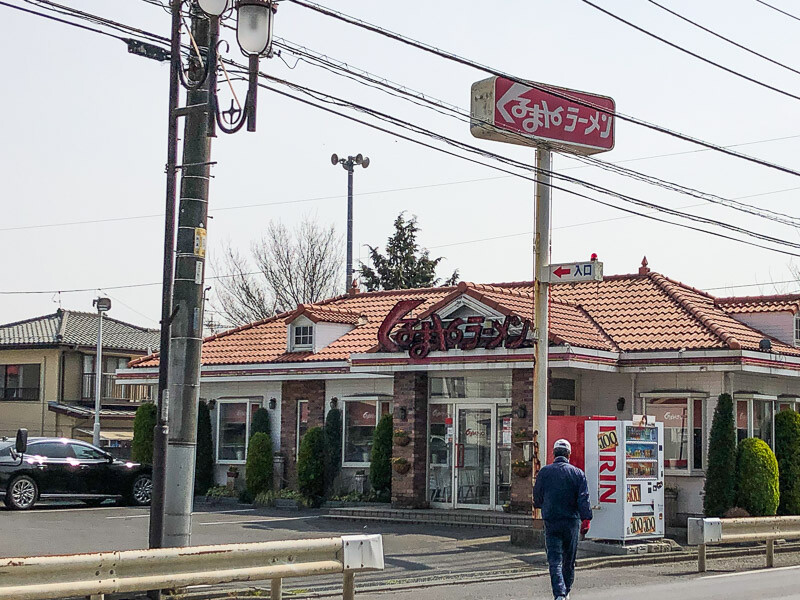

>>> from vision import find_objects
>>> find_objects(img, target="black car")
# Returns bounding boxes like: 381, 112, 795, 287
0, 435, 152, 510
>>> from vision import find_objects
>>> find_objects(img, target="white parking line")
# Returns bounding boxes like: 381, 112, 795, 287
702, 564, 800, 579
106, 514, 149, 519
199, 516, 321, 526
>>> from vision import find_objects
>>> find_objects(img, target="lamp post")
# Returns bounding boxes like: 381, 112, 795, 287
92, 297, 111, 448
331, 153, 370, 291
150, 0, 277, 567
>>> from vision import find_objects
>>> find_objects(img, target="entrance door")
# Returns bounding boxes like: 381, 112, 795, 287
454, 406, 493, 508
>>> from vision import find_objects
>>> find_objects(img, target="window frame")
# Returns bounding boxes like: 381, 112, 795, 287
292, 324, 314, 351
215, 398, 264, 465
341, 396, 393, 468
0, 363, 42, 402
296, 399, 309, 458
734, 394, 778, 450
795, 314, 800, 347
641, 392, 707, 476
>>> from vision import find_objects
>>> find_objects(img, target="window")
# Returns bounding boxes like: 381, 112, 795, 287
293, 325, 313, 350
549, 378, 578, 416
737, 400, 749, 443
216, 400, 264, 462
29, 441, 74, 459
0, 364, 41, 401
642, 395, 705, 473
429, 373, 511, 399
71, 444, 107, 460
297, 400, 309, 457
735, 395, 778, 450
343, 398, 392, 465
795, 314, 800, 346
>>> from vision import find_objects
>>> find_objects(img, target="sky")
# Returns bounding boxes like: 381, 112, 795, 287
2, 0, 800, 331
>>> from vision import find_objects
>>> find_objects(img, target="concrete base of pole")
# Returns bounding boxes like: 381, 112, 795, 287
163, 443, 197, 547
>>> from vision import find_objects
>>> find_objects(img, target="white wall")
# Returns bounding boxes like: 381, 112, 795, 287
729, 312, 794, 346
315, 322, 354, 353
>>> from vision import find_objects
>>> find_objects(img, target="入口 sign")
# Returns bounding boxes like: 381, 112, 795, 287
470, 76, 615, 155
545, 260, 604, 283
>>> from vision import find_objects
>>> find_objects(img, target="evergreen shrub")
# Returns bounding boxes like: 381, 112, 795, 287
703, 393, 737, 516
195, 400, 215, 495
736, 437, 779, 517
297, 427, 325, 505
775, 409, 800, 515
246, 432, 274, 497
369, 414, 393, 499
251, 407, 271, 438
131, 402, 157, 464
324, 407, 343, 496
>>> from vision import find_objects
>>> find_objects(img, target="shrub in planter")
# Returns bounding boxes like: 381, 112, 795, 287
391, 457, 410, 474
704, 393, 737, 517
736, 437, 779, 517
251, 407, 271, 438
370, 414, 393, 497
131, 402, 157, 465
324, 407, 343, 496
511, 460, 532, 478
297, 427, 325, 506
393, 429, 411, 446
246, 432, 274, 497
195, 400, 215, 496
775, 409, 800, 515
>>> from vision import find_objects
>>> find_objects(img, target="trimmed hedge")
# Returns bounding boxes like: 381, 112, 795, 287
297, 427, 325, 505
775, 409, 800, 515
251, 407, 271, 438
370, 414, 393, 498
246, 432, 274, 497
131, 402, 157, 465
324, 408, 343, 496
704, 393, 737, 516
736, 437, 779, 516
195, 400, 215, 495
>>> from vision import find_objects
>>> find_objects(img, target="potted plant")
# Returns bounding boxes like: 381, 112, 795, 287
391, 457, 411, 475
512, 428, 529, 446
511, 460, 532, 478
226, 465, 239, 479
393, 428, 411, 447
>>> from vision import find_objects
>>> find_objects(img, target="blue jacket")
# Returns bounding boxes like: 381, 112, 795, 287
532, 456, 592, 522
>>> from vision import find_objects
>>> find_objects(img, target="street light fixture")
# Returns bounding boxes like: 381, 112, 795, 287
92, 297, 111, 449
331, 153, 370, 291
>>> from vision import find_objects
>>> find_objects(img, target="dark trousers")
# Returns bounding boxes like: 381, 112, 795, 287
544, 518, 580, 598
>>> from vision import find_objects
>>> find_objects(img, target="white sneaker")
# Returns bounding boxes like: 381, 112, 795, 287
555, 596, 566, 600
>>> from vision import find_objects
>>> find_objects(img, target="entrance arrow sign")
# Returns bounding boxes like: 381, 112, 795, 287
545, 260, 604, 284
552, 266, 571, 279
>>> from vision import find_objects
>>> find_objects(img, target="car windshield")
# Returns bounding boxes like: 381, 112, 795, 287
0, 442, 13, 458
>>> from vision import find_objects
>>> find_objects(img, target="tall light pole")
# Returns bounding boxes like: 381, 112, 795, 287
92, 297, 111, 448
331, 153, 370, 291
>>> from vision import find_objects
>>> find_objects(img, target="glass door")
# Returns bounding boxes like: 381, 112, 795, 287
429, 404, 454, 505
454, 405, 493, 508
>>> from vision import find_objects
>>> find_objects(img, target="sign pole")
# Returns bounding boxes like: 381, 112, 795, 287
532, 146, 551, 520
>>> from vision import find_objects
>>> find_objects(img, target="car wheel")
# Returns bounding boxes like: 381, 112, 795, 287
129, 473, 152, 506
6, 475, 38, 510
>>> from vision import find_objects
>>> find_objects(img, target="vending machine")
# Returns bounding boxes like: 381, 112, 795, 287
584, 418, 665, 541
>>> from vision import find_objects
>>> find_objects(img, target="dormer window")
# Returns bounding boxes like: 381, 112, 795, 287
795, 314, 800, 347
293, 325, 314, 351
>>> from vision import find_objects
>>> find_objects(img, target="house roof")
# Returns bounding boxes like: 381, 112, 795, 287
284, 304, 363, 326
130, 266, 800, 369
715, 294, 800, 315
0, 309, 159, 352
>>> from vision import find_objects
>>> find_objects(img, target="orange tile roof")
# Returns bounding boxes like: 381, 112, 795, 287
716, 294, 800, 315
130, 271, 800, 368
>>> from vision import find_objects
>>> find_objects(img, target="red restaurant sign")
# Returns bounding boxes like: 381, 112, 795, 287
470, 76, 615, 155
377, 299, 533, 359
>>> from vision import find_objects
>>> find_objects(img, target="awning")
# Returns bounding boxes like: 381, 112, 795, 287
75, 429, 134, 442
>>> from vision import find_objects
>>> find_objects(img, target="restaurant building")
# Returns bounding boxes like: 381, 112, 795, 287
119, 259, 800, 524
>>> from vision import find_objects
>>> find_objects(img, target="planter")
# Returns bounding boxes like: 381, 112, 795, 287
512, 464, 532, 478
393, 434, 411, 447
392, 459, 411, 475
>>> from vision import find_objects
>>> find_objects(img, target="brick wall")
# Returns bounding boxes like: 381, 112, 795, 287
280, 379, 325, 487
391, 372, 428, 508
511, 369, 534, 512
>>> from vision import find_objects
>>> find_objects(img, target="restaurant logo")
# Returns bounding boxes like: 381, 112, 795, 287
598, 425, 618, 504
377, 299, 533, 359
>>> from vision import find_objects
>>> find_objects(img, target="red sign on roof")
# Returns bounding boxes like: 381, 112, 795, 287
471, 76, 615, 155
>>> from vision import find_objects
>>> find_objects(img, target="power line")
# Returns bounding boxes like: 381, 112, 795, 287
753, 0, 800, 23
0, 0, 126, 40
645, 0, 800, 78
579, 0, 800, 102
286, 0, 800, 179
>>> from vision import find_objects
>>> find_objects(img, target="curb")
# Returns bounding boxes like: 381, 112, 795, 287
168, 541, 800, 600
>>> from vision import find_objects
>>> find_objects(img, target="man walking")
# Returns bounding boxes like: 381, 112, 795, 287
533, 439, 592, 600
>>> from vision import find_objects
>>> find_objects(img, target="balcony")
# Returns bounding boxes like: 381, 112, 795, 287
81, 373, 153, 405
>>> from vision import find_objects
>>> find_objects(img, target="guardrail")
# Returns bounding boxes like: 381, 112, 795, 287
688, 516, 800, 572
0, 534, 384, 600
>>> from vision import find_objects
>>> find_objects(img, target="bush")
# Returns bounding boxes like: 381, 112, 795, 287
775, 409, 800, 515
251, 407, 271, 438
324, 408, 343, 495
206, 485, 237, 498
704, 393, 737, 516
246, 432, 274, 497
736, 437, 779, 516
370, 414, 393, 497
297, 427, 325, 505
131, 402, 157, 464
195, 400, 215, 495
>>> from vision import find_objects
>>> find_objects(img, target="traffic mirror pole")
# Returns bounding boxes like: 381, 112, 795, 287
532, 146, 551, 521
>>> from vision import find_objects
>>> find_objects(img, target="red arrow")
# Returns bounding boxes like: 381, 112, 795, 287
553, 266, 571, 278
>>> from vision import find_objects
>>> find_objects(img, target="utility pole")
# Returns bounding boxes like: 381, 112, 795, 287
92, 297, 111, 448
531, 147, 551, 519
163, 4, 214, 548
331, 153, 370, 291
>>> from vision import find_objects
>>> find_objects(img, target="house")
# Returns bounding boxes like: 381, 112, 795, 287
118, 259, 800, 523
0, 309, 159, 458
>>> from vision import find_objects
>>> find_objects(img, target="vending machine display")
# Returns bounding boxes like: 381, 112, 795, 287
584, 418, 665, 541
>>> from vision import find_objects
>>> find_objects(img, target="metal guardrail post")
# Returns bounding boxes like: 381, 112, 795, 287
271, 578, 281, 600
766, 539, 775, 568
698, 543, 706, 573
342, 572, 355, 600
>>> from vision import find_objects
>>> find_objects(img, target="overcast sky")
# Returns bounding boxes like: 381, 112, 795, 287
2, 0, 799, 330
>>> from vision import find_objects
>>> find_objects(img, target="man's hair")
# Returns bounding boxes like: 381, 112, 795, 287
553, 446, 571, 458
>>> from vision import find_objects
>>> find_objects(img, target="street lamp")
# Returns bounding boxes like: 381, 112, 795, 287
331, 153, 370, 291
92, 297, 111, 449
